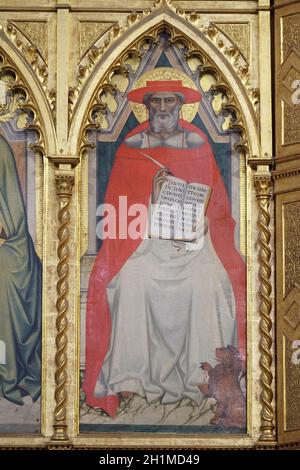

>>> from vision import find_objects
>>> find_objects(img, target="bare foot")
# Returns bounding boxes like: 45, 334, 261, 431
198, 383, 209, 396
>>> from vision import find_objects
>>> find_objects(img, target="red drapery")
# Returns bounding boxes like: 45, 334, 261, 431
83, 120, 246, 416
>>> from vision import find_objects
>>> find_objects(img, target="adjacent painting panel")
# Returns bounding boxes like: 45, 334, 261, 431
80, 31, 247, 434
0, 78, 42, 433
275, 0, 300, 445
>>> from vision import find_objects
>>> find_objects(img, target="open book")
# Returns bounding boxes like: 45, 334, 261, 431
149, 169, 211, 242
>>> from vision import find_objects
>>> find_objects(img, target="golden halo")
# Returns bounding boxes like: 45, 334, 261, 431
130, 67, 200, 123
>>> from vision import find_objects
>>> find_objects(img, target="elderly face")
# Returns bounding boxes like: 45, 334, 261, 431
145, 92, 183, 134
148, 92, 181, 113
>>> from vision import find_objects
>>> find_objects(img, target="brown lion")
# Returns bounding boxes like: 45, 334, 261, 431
199, 346, 246, 429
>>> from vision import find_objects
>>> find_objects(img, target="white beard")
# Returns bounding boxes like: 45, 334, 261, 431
149, 104, 181, 134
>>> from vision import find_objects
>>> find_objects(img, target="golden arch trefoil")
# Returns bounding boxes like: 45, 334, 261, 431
63, 7, 270, 445
70, 10, 264, 443
68, 12, 260, 159
0, 37, 57, 156
0, 36, 57, 260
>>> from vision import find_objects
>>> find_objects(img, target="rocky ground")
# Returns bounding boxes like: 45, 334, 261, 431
80, 394, 217, 427
0, 396, 40, 433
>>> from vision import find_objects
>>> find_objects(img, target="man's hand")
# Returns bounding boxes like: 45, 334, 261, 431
200, 362, 212, 372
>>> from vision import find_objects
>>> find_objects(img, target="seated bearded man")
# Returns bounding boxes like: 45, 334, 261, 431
83, 80, 246, 417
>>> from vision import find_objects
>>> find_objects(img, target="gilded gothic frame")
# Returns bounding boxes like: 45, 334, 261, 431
0, 0, 282, 450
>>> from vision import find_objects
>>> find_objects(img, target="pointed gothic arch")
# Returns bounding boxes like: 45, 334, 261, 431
68, 10, 260, 159
0, 35, 56, 256
74, 7, 265, 440
0, 36, 56, 155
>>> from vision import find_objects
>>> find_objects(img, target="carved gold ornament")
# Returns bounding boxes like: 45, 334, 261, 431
283, 201, 300, 295
79, 22, 116, 61
2, 22, 48, 88
214, 23, 250, 62
11, 21, 48, 63
282, 14, 300, 62
0, 51, 45, 155
284, 337, 300, 431
0, 48, 46, 260
0, 78, 20, 123
0, 21, 55, 116
51, 170, 75, 443
254, 174, 276, 443
71, 0, 258, 120
79, 25, 251, 158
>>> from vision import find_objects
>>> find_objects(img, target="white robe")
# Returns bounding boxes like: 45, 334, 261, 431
94, 228, 237, 405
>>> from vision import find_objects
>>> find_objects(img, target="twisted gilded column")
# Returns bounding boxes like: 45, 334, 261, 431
254, 173, 276, 442
51, 168, 74, 442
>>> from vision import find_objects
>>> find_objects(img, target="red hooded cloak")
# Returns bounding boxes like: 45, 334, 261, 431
83, 120, 246, 416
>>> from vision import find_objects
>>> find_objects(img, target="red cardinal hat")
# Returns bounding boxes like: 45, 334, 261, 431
127, 80, 202, 104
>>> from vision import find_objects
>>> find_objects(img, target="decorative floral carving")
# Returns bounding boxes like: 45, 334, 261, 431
282, 15, 300, 62
11, 21, 48, 62
55, 174, 75, 197
0, 49, 45, 156
2, 22, 48, 88
73, 9, 157, 94
78, 26, 251, 158
0, 79, 24, 123
2, 21, 56, 119
283, 101, 300, 145
214, 23, 250, 61
71, 0, 258, 118
79, 22, 116, 60
202, 23, 258, 109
